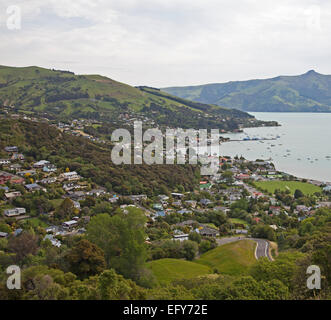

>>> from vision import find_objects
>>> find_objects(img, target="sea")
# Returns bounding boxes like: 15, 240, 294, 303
219, 112, 331, 183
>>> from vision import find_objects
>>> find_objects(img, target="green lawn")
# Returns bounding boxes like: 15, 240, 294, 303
196, 240, 257, 276
228, 218, 248, 227
50, 198, 64, 209
147, 258, 211, 285
254, 180, 321, 195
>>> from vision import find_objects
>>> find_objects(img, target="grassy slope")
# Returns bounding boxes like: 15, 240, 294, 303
254, 180, 322, 195
147, 258, 211, 285
196, 240, 257, 276
163, 70, 331, 112
0, 65, 259, 130
148, 240, 257, 284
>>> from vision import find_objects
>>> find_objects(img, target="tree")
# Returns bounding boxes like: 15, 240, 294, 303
66, 239, 106, 279
55, 198, 75, 220
8, 231, 39, 262
87, 207, 147, 281
294, 189, 304, 199
182, 240, 198, 261
188, 232, 201, 244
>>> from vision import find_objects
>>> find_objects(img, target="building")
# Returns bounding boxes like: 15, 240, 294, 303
4, 191, 22, 200
33, 160, 50, 168
4, 208, 26, 217
0, 159, 11, 165
199, 226, 219, 237
0, 232, 8, 238
172, 234, 189, 242
61, 171, 80, 181
17, 170, 37, 177
43, 164, 57, 173
25, 183, 42, 192
62, 220, 78, 230
4, 146, 18, 153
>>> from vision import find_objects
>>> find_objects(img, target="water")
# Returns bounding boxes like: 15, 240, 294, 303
220, 112, 331, 183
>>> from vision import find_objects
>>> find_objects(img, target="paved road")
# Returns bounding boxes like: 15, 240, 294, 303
251, 238, 272, 261
216, 237, 272, 261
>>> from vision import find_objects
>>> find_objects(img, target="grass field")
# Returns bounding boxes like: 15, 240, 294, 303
196, 240, 257, 276
228, 218, 248, 227
147, 258, 211, 285
254, 180, 321, 195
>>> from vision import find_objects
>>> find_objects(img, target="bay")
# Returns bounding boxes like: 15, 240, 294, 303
219, 112, 331, 183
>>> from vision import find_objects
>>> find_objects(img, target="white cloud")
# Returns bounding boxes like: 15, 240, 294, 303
0, 0, 330, 87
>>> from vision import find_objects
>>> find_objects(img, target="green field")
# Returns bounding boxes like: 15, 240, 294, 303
147, 258, 211, 285
254, 180, 321, 195
196, 240, 257, 276
229, 218, 248, 227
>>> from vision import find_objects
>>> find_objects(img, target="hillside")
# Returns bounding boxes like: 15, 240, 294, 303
163, 70, 331, 112
147, 258, 211, 285
0, 118, 200, 195
0, 65, 276, 131
196, 240, 257, 276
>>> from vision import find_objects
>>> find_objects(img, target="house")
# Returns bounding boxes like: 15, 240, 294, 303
9, 163, 22, 171
4, 191, 22, 200
67, 191, 86, 201
0, 159, 10, 165
61, 171, 80, 181
177, 209, 192, 215
235, 173, 250, 180
185, 200, 197, 208
0, 232, 8, 238
172, 234, 189, 242
153, 203, 163, 211
72, 201, 81, 209
159, 195, 169, 201
43, 164, 57, 173
4, 146, 18, 153
87, 189, 107, 197
25, 183, 42, 192
171, 193, 184, 199
200, 199, 213, 206
270, 225, 278, 231
235, 229, 248, 234
155, 211, 166, 217
33, 160, 50, 168
62, 220, 78, 230
199, 226, 219, 237
0, 171, 24, 185
44, 234, 62, 247
129, 194, 147, 202
4, 208, 26, 217
109, 195, 119, 203
323, 185, 331, 193
11, 153, 25, 161
40, 177, 57, 184
17, 170, 36, 177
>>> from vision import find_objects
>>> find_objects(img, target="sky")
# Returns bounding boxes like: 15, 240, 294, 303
0, 0, 331, 87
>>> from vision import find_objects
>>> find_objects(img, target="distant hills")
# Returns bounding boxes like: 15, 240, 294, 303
163, 70, 331, 112
0, 65, 276, 131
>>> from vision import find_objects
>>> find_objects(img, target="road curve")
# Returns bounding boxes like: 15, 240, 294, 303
216, 237, 273, 261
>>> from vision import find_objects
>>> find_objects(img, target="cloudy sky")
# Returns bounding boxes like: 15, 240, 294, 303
0, 0, 330, 87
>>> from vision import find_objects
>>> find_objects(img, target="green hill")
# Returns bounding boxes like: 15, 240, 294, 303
147, 258, 211, 285
0, 65, 275, 131
0, 118, 201, 195
196, 240, 257, 276
163, 70, 331, 112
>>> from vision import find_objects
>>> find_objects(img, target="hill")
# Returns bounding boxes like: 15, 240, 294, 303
0, 65, 276, 131
0, 118, 201, 195
146, 258, 211, 285
163, 70, 331, 112
196, 240, 257, 276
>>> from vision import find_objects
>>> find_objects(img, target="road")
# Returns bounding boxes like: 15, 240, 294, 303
216, 237, 273, 261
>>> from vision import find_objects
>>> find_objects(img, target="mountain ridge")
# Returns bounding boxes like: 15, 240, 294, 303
162, 70, 331, 113
0, 65, 276, 131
